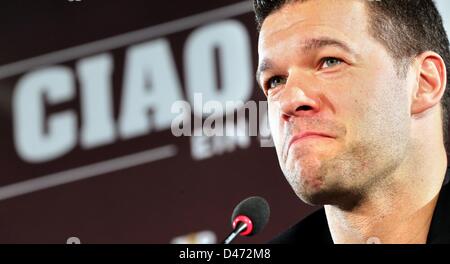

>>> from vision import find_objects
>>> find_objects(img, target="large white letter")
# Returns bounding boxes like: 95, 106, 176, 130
184, 20, 253, 117
77, 53, 116, 149
119, 39, 184, 139
13, 67, 77, 163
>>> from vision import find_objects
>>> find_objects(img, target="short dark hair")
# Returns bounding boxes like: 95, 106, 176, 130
254, 0, 450, 147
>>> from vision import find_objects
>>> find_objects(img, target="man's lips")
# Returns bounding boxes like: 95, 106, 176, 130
287, 131, 335, 151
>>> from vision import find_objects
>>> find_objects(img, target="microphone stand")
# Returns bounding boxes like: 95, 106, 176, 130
222, 222, 247, 244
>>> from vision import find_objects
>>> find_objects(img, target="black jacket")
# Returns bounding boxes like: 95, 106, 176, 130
270, 168, 450, 244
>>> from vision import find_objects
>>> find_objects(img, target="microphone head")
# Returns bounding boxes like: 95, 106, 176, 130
231, 196, 270, 236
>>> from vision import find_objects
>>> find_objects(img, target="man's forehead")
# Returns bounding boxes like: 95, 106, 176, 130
258, 0, 369, 42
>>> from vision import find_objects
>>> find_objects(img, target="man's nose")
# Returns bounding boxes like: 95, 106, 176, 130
278, 75, 321, 121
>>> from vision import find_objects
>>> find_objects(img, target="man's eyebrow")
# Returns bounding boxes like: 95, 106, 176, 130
256, 37, 355, 83
302, 37, 354, 53
256, 59, 274, 85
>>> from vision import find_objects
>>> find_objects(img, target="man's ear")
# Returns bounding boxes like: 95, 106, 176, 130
411, 51, 447, 116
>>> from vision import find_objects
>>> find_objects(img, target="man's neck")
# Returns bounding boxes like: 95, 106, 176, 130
324, 145, 447, 244
325, 191, 439, 243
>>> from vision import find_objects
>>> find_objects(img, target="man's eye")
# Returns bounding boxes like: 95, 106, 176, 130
267, 76, 287, 89
321, 57, 343, 69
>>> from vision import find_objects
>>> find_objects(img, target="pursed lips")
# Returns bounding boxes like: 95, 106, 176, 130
287, 131, 335, 153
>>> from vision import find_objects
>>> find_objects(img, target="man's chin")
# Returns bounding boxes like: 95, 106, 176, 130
295, 185, 332, 206
295, 182, 363, 210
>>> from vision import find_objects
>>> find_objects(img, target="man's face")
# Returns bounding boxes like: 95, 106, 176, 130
258, 0, 415, 206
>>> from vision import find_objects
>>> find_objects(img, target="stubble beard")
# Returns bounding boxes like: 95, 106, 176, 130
282, 139, 407, 211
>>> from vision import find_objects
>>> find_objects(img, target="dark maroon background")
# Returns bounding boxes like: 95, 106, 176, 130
0, 0, 316, 243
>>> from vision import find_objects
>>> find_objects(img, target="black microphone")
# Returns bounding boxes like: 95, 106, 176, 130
222, 196, 270, 244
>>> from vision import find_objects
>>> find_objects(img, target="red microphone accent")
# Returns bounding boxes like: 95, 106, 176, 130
232, 215, 254, 236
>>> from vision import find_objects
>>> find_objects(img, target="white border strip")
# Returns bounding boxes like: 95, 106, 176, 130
0, 1, 253, 79
0, 145, 177, 201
